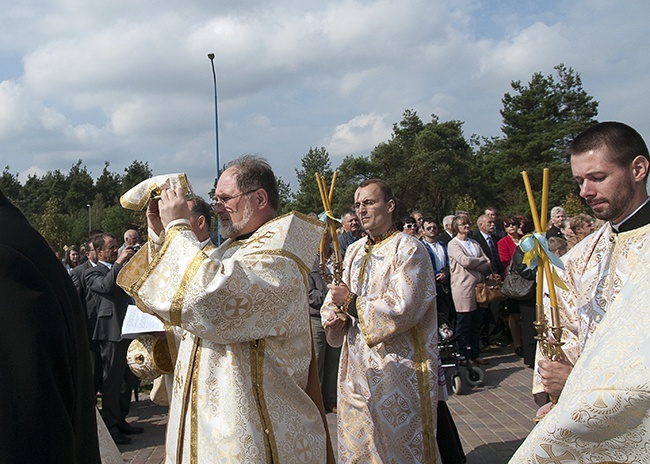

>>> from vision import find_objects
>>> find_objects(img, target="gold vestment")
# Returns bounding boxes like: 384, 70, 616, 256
322, 232, 440, 463
533, 223, 650, 395
511, 225, 650, 462
119, 212, 329, 463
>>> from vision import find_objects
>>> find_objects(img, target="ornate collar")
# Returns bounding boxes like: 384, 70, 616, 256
365, 228, 397, 251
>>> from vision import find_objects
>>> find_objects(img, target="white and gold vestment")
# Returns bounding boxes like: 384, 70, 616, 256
532, 222, 650, 395
511, 226, 650, 463
119, 212, 329, 464
322, 232, 440, 463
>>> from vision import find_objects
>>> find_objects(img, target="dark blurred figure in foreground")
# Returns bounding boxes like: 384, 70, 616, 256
0, 189, 100, 463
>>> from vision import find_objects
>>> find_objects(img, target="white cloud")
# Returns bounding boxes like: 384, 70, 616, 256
0, 0, 649, 199
324, 112, 392, 158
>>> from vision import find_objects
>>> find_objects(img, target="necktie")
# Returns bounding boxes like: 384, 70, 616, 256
486, 236, 498, 263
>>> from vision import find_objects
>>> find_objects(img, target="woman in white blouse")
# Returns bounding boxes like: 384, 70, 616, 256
448, 215, 491, 365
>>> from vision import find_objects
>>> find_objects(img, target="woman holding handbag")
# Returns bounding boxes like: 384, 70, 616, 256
448, 215, 492, 366
498, 215, 525, 356
508, 218, 537, 368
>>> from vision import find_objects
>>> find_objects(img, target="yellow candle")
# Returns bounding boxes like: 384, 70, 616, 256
540, 168, 549, 231
521, 171, 542, 232
522, 171, 545, 314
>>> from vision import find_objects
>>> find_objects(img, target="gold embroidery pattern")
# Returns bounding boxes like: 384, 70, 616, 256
176, 336, 200, 463
513, 230, 650, 463
190, 340, 202, 464
249, 339, 279, 464
324, 232, 439, 462
170, 249, 208, 327
413, 323, 437, 464
123, 213, 328, 463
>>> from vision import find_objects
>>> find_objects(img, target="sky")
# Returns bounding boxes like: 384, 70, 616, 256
1, 0, 649, 199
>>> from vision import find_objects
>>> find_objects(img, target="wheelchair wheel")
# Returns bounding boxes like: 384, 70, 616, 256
463, 364, 485, 387
450, 372, 463, 395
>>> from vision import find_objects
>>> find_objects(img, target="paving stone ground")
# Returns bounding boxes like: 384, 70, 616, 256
119, 347, 538, 463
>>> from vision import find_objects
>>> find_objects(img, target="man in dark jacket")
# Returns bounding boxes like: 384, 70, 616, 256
85, 232, 139, 444
0, 189, 100, 463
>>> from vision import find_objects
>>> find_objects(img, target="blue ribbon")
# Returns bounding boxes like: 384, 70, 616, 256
519, 232, 565, 271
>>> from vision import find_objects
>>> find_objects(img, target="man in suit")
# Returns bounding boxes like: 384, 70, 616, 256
85, 232, 140, 444
421, 217, 455, 326
471, 214, 506, 350
436, 214, 455, 246
338, 209, 363, 257
0, 189, 101, 462
485, 207, 506, 239
70, 236, 103, 392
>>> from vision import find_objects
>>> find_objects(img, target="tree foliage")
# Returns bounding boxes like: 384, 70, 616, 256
478, 64, 598, 214
292, 147, 334, 215
327, 111, 476, 223
3, 63, 600, 250
2, 160, 153, 252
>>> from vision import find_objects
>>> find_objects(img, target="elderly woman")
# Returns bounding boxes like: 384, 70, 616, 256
448, 215, 492, 366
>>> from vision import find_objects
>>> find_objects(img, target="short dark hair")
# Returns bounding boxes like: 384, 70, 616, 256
569, 122, 649, 178
359, 178, 396, 204
189, 196, 212, 230
358, 178, 397, 222
92, 233, 116, 252
225, 155, 280, 211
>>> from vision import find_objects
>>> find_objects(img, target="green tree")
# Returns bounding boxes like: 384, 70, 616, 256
0, 166, 21, 201
17, 174, 46, 224
65, 160, 95, 212
336, 110, 475, 222
39, 198, 70, 253
479, 64, 598, 215
277, 177, 295, 215
561, 192, 588, 217
95, 162, 122, 206
293, 147, 334, 215
410, 116, 475, 222
122, 160, 152, 193
331, 154, 374, 216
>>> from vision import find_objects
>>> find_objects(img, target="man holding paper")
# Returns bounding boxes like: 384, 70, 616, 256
512, 121, 650, 462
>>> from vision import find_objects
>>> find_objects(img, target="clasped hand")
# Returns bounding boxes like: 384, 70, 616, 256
146, 187, 191, 234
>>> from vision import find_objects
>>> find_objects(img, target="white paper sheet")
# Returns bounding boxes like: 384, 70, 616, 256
121, 304, 164, 338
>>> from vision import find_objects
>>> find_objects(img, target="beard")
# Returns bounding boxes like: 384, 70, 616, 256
219, 200, 254, 239
589, 182, 634, 222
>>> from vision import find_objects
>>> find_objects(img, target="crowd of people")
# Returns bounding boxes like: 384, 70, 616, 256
2, 121, 649, 463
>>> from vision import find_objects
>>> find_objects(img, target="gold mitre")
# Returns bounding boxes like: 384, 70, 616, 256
120, 173, 195, 211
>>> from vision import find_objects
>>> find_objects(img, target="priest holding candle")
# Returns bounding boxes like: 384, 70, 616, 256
511, 121, 650, 462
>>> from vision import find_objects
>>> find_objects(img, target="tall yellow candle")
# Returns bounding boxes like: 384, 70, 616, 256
521, 171, 544, 321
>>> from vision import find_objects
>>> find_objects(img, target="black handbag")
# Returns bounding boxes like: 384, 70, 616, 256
501, 261, 535, 300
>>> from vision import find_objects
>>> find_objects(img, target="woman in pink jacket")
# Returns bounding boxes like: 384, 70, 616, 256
448, 215, 492, 366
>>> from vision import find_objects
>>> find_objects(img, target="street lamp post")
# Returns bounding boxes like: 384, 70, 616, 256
208, 53, 220, 180
86, 203, 91, 234
208, 53, 221, 245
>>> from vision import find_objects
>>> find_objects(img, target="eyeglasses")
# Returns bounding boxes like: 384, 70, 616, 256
425, 226, 437, 231
353, 199, 381, 210
505, 223, 518, 227
211, 189, 257, 211
404, 224, 417, 229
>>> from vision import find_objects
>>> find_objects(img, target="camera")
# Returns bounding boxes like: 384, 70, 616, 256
132, 245, 142, 252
